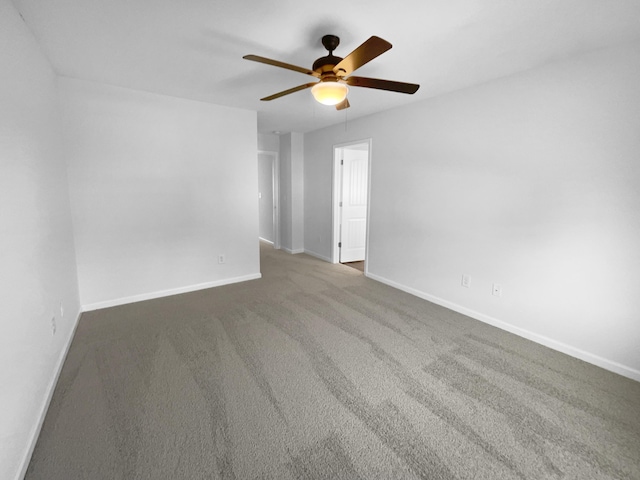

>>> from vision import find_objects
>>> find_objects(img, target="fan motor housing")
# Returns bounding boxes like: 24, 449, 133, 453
312, 55, 343, 74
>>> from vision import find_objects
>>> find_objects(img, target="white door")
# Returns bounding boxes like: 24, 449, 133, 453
340, 147, 369, 263
258, 151, 276, 244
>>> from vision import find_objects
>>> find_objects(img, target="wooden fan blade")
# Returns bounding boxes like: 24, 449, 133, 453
260, 83, 317, 101
243, 55, 320, 78
345, 76, 420, 94
333, 36, 392, 76
336, 98, 350, 110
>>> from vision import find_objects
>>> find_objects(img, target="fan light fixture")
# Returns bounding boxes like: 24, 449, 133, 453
311, 82, 349, 106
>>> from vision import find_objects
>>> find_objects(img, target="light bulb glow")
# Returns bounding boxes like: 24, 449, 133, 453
311, 82, 349, 106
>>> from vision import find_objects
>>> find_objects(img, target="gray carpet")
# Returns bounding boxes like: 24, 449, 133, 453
26, 242, 640, 479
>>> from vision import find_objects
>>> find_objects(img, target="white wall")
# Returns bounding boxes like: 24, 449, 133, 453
258, 133, 280, 153
279, 132, 304, 253
304, 41, 640, 380
59, 78, 260, 309
0, 1, 81, 479
290, 133, 305, 252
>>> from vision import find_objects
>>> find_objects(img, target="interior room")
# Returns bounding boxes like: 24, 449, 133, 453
2, 0, 639, 479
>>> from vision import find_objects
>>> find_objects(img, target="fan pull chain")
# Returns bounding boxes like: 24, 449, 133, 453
312, 97, 316, 126
344, 105, 348, 131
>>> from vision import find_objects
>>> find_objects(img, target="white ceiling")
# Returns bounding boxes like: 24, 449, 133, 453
13, 0, 640, 134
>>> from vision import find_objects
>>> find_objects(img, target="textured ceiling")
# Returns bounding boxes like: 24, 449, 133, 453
13, 0, 640, 133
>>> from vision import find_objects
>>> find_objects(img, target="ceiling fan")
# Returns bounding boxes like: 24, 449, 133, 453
243, 35, 420, 110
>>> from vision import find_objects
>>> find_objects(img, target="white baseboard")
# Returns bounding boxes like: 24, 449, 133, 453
366, 272, 640, 383
17, 309, 82, 480
281, 247, 304, 255
304, 249, 332, 263
82, 273, 262, 312
258, 237, 274, 245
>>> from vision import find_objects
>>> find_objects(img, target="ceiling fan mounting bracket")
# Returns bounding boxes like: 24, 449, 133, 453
321, 34, 340, 53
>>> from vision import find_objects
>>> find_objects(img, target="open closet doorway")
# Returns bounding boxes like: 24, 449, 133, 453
258, 150, 280, 249
332, 139, 371, 271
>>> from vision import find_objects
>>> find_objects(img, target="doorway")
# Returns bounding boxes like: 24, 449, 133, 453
332, 140, 371, 270
258, 150, 279, 249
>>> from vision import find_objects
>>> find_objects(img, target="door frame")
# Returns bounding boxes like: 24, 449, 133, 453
258, 150, 280, 250
331, 138, 372, 268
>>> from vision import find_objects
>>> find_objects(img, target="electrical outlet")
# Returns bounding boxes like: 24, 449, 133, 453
218, 254, 225, 264
492, 283, 502, 297
461, 274, 471, 288
51, 316, 56, 335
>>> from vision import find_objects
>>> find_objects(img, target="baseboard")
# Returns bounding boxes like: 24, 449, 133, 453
304, 249, 332, 263
258, 237, 274, 245
366, 272, 640, 383
82, 273, 262, 312
16, 309, 82, 480
281, 247, 304, 255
